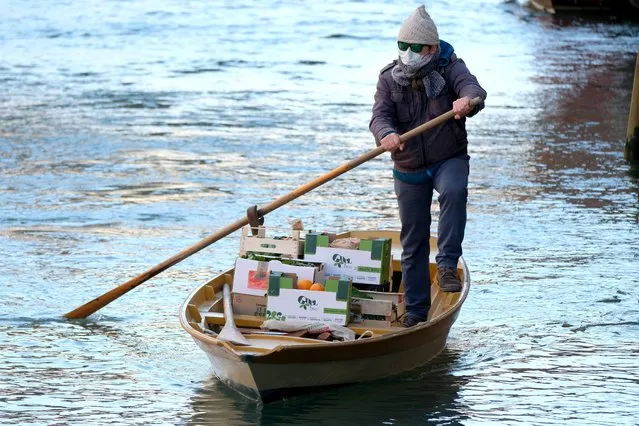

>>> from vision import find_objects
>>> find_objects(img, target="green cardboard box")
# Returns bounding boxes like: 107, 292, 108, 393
304, 234, 392, 287
266, 273, 352, 325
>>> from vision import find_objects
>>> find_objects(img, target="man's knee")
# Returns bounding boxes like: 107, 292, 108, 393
439, 185, 467, 203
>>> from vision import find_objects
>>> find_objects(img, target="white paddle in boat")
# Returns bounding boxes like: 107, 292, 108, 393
217, 283, 251, 346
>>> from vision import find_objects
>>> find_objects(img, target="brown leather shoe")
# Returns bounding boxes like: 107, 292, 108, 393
438, 267, 462, 292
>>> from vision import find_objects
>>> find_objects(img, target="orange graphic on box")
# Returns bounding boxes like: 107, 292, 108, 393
248, 270, 268, 290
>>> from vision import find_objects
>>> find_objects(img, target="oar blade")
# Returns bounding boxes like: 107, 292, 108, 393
218, 327, 251, 346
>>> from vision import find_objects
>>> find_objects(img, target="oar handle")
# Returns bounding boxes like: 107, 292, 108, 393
257, 96, 483, 217
63, 97, 482, 319
399, 96, 482, 143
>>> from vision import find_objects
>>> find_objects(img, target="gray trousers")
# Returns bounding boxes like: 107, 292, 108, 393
394, 155, 469, 320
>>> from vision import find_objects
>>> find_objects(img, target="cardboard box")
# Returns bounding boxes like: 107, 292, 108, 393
232, 257, 325, 297
266, 274, 352, 325
231, 293, 267, 317
239, 226, 303, 258
304, 234, 392, 287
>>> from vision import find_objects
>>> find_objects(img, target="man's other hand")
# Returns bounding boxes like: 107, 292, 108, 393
381, 132, 404, 152
453, 96, 473, 120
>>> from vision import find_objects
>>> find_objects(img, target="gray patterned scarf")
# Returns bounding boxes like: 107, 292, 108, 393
391, 54, 446, 98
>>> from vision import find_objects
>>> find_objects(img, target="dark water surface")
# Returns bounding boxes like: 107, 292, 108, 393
2, 0, 638, 424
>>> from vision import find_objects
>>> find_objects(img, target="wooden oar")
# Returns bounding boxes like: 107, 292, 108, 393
63, 97, 483, 319
217, 283, 251, 346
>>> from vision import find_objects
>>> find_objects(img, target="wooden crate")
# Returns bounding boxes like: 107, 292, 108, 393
239, 226, 303, 258
350, 291, 405, 327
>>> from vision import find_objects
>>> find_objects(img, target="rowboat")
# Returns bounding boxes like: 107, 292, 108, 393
179, 230, 470, 402
530, 0, 639, 14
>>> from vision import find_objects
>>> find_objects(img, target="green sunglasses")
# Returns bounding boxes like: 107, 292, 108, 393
398, 41, 428, 53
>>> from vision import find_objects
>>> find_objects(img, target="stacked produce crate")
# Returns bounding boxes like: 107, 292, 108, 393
231, 225, 403, 326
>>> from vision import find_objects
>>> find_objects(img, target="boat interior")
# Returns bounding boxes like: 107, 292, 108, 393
180, 231, 466, 354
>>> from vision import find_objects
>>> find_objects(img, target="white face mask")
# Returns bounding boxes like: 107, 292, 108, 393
399, 49, 435, 68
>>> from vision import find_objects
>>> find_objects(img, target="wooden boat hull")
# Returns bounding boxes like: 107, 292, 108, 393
179, 230, 469, 401
190, 306, 460, 400
530, 0, 639, 13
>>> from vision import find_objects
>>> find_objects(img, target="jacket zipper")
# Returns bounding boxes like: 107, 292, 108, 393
420, 89, 428, 168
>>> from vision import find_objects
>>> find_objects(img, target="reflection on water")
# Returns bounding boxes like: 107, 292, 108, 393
189, 350, 467, 426
1, 0, 639, 424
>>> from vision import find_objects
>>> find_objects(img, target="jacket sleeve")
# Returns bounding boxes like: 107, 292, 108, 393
447, 58, 487, 117
369, 74, 398, 146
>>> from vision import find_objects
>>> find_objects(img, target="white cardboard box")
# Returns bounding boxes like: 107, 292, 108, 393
231, 293, 267, 317
232, 257, 324, 297
265, 274, 352, 325
303, 234, 392, 286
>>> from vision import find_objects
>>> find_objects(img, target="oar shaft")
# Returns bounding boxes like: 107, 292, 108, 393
64, 217, 249, 319
222, 283, 237, 329
258, 96, 481, 216
64, 97, 482, 319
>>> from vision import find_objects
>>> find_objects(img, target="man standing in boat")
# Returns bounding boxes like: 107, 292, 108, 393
369, 5, 486, 327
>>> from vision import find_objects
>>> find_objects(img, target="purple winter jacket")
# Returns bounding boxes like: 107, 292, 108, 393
369, 47, 486, 172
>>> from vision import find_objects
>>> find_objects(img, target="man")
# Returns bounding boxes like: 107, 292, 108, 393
369, 5, 486, 327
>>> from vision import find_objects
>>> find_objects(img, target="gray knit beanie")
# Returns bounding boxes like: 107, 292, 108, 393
397, 5, 439, 45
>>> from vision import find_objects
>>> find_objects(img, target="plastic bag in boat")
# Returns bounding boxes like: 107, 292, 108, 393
261, 319, 355, 341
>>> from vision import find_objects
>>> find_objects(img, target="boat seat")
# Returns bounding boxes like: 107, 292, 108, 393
202, 312, 401, 337
202, 312, 263, 328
